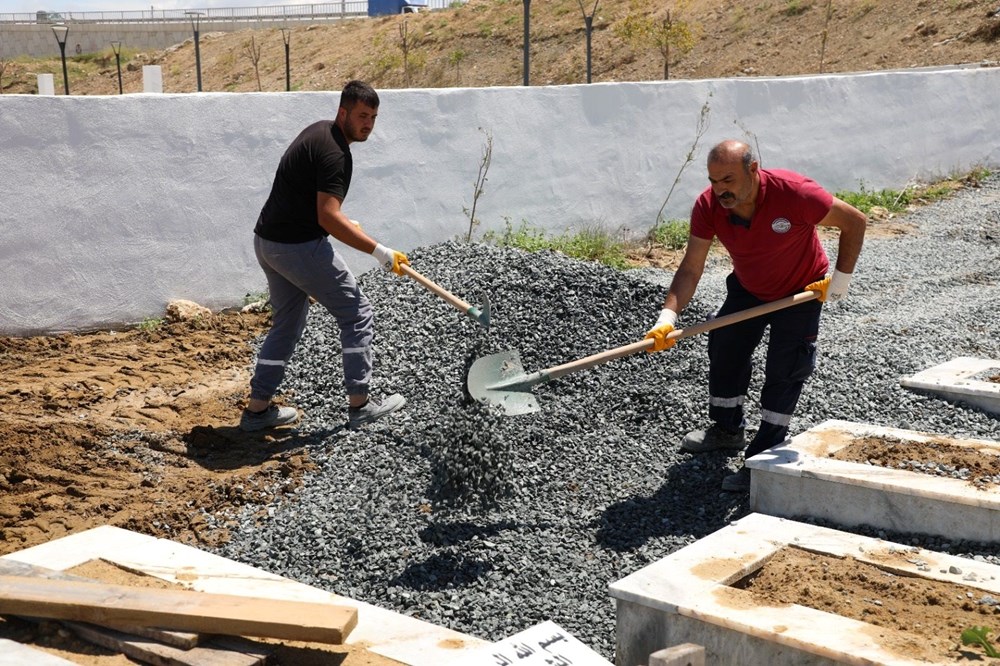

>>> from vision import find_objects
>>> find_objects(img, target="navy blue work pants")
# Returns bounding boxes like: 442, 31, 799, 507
707, 273, 822, 458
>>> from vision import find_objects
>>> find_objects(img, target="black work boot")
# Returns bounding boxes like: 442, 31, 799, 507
680, 424, 746, 453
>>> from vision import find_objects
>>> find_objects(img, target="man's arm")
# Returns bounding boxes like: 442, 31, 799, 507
820, 197, 867, 274
316, 192, 378, 253
316, 192, 409, 274
644, 234, 712, 352
663, 235, 713, 314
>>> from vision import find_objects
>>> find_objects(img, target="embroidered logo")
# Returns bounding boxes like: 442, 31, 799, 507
771, 217, 791, 233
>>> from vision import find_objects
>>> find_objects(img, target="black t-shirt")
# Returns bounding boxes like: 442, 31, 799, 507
255, 121, 353, 243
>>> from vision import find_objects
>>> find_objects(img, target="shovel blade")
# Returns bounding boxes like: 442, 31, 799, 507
467, 350, 540, 416
467, 293, 491, 330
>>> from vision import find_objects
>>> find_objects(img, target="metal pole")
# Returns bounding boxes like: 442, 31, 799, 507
186, 12, 204, 92
585, 15, 593, 83
51, 24, 70, 95
194, 27, 202, 91
58, 42, 69, 95
522, 0, 530, 86
281, 28, 291, 92
111, 40, 123, 94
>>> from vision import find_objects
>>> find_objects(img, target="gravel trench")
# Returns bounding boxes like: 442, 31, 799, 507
214, 175, 1000, 660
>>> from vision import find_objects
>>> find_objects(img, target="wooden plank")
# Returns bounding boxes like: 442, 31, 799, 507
0, 575, 357, 644
67, 621, 271, 666
0, 558, 200, 648
0, 638, 80, 665
648, 643, 705, 666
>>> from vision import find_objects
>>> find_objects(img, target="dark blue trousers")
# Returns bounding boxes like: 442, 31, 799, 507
707, 273, 822, 458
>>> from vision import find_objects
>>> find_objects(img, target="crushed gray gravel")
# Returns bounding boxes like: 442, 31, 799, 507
213, 175, 1000, 660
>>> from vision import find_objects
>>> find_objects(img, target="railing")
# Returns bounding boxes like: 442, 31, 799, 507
0, 1, 461, 25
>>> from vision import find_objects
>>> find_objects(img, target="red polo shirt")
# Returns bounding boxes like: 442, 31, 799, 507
690, 168, 832, 301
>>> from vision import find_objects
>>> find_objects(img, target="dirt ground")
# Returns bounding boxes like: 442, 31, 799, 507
0, 310, 305, 559
741, 546, 1000, 663
833, 435, 1000, 490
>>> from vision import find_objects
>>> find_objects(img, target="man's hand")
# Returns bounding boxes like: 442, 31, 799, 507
372, 243, 410, 275
806, 270, 852, 303
644, 308, 678, 353
827, 269, 852, 302
805, 275, 831, 302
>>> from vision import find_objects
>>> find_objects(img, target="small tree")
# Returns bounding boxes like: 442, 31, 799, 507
398, 19, 424, 87
242, 35, 264, 91
0, 58, 11, 94
449, 49, 467, 86
463, 128, 493, 242
614, 0, 699, 80
819, 0, 834, 73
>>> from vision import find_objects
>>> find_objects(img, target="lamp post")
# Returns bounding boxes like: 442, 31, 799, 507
51, 23, 70, 95
280, 27, 291, 92
110, 40, 123, 94
577, 0, 599, 83
185, 11, 204, 92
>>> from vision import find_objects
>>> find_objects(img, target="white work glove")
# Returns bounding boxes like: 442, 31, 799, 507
827, 269, 852, 302
644, 308, 678, 353
371, 243, 409, 276
806, 270, 852, 303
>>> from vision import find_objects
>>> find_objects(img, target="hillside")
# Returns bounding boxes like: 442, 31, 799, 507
2, 0, 999, 95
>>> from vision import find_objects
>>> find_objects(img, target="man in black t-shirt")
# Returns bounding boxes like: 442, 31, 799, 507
240, 80, 408, 432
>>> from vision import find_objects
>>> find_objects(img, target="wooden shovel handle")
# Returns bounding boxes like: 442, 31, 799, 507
400, 263, 473, 313
546, 290, 820, 382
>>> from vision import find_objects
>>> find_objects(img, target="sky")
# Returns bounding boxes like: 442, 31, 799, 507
2, 1, 306, 13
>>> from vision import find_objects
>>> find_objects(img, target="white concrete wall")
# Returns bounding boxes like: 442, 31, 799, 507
2, 66, 999, 335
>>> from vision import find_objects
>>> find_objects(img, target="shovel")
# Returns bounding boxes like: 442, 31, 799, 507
467, 289, 820, 415
400, 264, 491, 330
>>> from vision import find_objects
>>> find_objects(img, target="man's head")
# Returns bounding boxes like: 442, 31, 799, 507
706, 140, 758, 210
336, 80, 379, 144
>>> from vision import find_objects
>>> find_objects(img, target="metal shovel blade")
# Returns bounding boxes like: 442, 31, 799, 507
467, 350, 541, 416
468, 292, 492, 330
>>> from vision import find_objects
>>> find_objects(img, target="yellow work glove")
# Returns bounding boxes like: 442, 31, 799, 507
644, 308, 678, 353
372, 243, 410, 276
805, 275, 831, 302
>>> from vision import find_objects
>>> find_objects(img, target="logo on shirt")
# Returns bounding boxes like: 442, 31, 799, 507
771, 217, 791, 234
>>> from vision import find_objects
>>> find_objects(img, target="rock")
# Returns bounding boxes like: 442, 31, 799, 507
165, 299, 212, 323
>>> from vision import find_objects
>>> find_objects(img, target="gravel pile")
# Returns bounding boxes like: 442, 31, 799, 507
214, 175, 1000, 660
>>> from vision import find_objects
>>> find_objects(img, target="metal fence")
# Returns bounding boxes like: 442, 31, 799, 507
0, 1, 461, 25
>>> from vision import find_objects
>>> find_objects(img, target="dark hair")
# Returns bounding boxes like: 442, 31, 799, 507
340, 80, 379, 110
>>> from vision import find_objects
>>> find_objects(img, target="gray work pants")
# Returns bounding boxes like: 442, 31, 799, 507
249, 234, 374, 402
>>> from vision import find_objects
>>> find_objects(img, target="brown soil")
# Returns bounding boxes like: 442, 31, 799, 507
0, 309, 410, 664
1, 0, 998, 661
740, 546, 1000, 663
832, 436, 1000, 490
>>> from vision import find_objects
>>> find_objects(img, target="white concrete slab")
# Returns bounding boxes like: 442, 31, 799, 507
1, 525, 490, 665
748, 419, 1000, 542
609, 512, 1000, 666
901, 356, 1000, 416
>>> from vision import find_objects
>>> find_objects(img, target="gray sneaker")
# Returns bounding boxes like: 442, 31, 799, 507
347, 393, 406, 429
680, 424, 746, 453
239, 404, 299, 432
721, 466, 752, 492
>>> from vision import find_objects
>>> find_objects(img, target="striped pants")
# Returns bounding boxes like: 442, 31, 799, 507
707, 272, 823, 458
249, 234, 373, 402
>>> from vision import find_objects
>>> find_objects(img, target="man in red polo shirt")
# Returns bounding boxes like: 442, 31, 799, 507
645, 139, 867, 492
